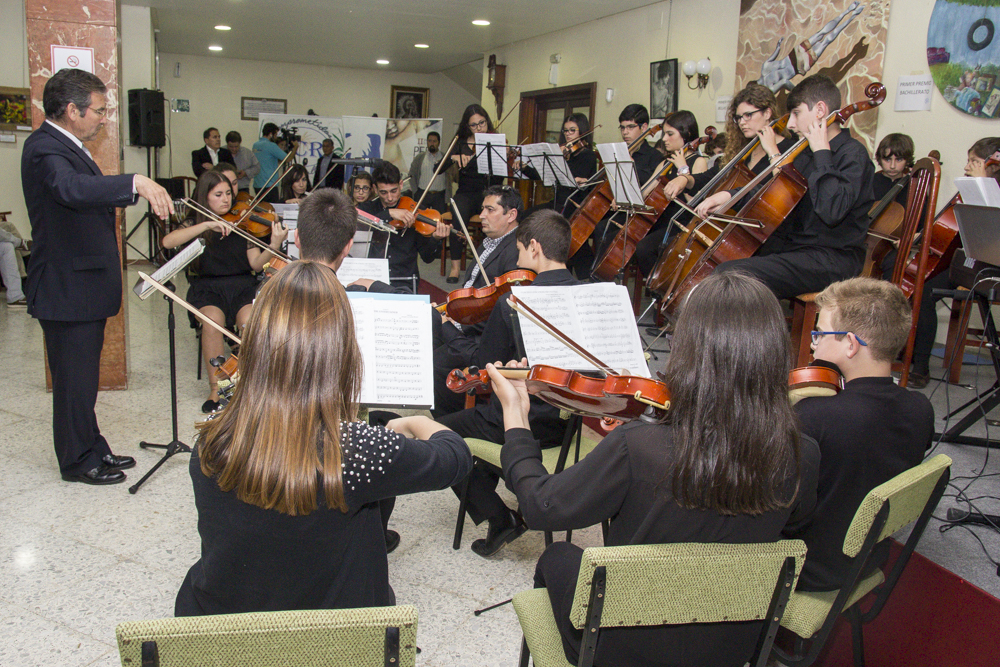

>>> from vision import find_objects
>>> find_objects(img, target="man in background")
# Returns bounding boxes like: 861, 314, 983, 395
225, 131, 260, 194
408, 131, 450, 214
315, 138, 345, 190
192, 127, 233, 177
253, 123, 295, 203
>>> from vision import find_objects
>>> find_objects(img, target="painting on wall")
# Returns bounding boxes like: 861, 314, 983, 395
390, 86, 430, 119
927, 0, 1000, 118
734, 0, 892, 154
650, 58, 678, 118
0, 86, 31, 131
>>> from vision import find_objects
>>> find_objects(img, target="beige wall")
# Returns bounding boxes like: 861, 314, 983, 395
120, 4, 155, 249
158, 53, 479, 179
0, 0, 29, 238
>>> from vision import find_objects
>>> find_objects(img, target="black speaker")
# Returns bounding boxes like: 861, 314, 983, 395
128, 88, 165, 147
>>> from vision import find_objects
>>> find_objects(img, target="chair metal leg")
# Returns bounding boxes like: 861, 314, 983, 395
196, 329, 202, 380
849, 605, 866, 667
453, 472, 471, 550
518, 635, 530, 667
544, 531, 553, 546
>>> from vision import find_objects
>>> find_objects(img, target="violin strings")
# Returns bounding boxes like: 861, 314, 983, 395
184, 197, 292, 261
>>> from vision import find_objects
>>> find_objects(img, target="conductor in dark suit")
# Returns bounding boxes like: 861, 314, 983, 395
191, 127, 234, 178
21, 68, 175, 485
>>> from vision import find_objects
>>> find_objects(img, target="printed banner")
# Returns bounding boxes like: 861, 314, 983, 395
342, 116, 388, 181
258, 113, 344, 184
384, 118, 444, 180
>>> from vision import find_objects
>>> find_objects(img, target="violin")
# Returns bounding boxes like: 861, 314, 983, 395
434, 269, 536, 325
446, 364, 671, 422
560, 125, 601, 158
391, 196, 466, 239
224, 200, 280, 238
788, 365, 843, 392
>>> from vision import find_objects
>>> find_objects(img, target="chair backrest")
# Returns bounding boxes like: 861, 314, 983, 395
568, 542, 805, 628
889, 157, 941, 288
116, 606, 418, 667
842, 454, 951, 559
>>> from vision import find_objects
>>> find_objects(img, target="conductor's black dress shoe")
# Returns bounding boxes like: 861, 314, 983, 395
102, 454, 136, 471
62, 464, 126, 485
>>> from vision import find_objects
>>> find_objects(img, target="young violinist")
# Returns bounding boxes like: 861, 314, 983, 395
486, 271, 819, 666
348, 170, 374, 205
520, 113, 598, 215
433, 185, 524, 415
357, 161, 451, 290
784, 277, 932, 591
281, 163, 310, 204
696, 74, 875, 300
174, 261, 472, 616
629, 109, 710, 277
437, 210, 580, 557
907, 136, 1000, 387
446, 104, 503, 282
161, 170, 287, 412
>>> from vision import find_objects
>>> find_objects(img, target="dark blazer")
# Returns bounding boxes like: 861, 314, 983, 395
192, 146, 235, 177
462, 230, 520, 289
314, 152, 345, 189
21, 122, 137, 321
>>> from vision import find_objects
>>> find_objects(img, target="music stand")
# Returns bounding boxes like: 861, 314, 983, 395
124, 146, 163, 262
128, 240, 205, 493
471, 132, 513, 188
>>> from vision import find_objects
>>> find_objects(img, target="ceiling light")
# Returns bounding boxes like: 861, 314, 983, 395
414, 43, 429, 49
472, 19, 491, 26
214, 25, 231, 31
376, 59, 390, 65
208, 45, 223, 51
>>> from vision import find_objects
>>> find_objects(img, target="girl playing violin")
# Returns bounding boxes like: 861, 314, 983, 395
486, 271, 819, 666
161, 170, 287, 412
282, 163, 311, 204
520, 113, 599, 216
174, 261, 472, 616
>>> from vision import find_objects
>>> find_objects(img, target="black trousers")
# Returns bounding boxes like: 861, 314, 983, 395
40, 318, 112, 475
438, 407, 509, 526
715, 238, 863, 301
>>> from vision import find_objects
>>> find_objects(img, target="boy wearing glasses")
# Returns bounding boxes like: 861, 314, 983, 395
783, 277, 933, 591
696, 75, 874, 300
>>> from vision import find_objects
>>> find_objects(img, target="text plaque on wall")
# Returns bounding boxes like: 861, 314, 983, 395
241, 97, 287, 121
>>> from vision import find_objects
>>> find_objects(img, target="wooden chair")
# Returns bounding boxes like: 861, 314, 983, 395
512, 541, 805, 667
789, 158, 941, 384
771, 454, 952, 667
116, 606, 418, 667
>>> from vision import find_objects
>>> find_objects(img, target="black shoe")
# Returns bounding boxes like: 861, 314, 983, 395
446, 276, 460, 283
908, 372, 930, 389
202, 399, 221, 413
385, 529, 401, 554
62, 464, 126, 485
101, 454, 136, 471
471, 510, 527, 558
645, 326, 665, 337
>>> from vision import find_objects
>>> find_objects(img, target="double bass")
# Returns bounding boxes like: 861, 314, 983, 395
660, 82, 887, 317
590, 127, 717, 282
564, 123, 663, 258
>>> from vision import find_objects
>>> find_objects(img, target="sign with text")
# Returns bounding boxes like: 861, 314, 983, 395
258, 113, 345, 185
895, 75, 934, 112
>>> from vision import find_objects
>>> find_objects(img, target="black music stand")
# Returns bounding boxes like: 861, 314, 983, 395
588, 152, 654, 283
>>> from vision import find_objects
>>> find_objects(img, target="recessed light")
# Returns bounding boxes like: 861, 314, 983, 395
472, 19, 490, 26
376, 59, 390, 65
414, 43, 429, 49
208, 45, 223, 51
214, 25, 231, 31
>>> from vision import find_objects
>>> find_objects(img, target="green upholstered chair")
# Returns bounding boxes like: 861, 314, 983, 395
116, 605, 418, 667
772, 453, 952, 667
453, 414, 603, 550
512, 541, 806, 667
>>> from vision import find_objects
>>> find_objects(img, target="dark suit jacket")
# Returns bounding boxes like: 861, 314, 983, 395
314, 152, 345, 189
192, 146, 235, 177
21, 122, 137, 321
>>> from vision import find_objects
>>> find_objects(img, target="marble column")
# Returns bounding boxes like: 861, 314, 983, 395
25, 0, 129, 391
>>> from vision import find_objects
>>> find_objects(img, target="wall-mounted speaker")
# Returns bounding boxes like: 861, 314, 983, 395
127, 88, 165, 147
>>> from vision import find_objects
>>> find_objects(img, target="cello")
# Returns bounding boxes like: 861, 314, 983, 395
590, 127, 717, 282
660, 82, 887, 316
564, 122, 664, 258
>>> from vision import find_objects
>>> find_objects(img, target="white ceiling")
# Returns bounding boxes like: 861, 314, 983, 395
128, 0, 662, 73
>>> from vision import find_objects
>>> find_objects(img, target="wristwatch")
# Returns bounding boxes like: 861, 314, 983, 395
678, 166, 691, 175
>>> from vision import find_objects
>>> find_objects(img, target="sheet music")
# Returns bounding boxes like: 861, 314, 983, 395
955, 177, 1000, 208
521, 143, 578, 188
337, 257, 390, 285
596, 142, 644, 207
511, 283, 650, 377
133, 239, 205, 299
474, 132, 509, 178
347, 292, 434, 408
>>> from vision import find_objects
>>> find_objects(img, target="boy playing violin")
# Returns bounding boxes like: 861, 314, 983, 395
783, 277, 933, 591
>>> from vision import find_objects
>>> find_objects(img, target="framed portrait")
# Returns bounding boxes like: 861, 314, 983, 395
0, 86, 32, 131
975, 74, 996, 95
650, 59, 678, 119
390, 86, 430, 119
983, 87, 1000, 118
241, 96, 287, 121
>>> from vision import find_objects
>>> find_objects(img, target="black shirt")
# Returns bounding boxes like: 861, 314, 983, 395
358, 199, 441, 280
784, 376, 933, 591
691, 136, 799, 198
175, 423, 471, 616
631, 142, 663, 186
452, 140, 504, 194
872, 171, 910, 207
502, 422, 820, 666
190, 226, 256, 278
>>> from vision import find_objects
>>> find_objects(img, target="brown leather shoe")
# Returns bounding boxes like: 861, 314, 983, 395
908, 372, 930, 389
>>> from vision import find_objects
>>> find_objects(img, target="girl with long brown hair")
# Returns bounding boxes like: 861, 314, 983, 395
175, 261, 471, 616
487, 271, 819, 666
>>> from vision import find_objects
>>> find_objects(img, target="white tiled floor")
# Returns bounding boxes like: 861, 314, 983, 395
2, 264, 999, 667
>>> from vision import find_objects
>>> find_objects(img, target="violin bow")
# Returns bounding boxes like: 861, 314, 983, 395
493, 98, 522, 134
246, 148, 298, 211
449, 197, 490, 284
183, 197, 293, 262
409, 135, 459, 213
508, 295, 617, 377
137, 271, 243, 346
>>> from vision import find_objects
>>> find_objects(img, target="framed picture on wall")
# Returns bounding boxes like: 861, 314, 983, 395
0, 86, 32, 131
650, 59, 678, 119
390, 86, 429, 119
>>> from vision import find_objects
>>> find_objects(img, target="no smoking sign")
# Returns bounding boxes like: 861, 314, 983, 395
51, 45, 95, 74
